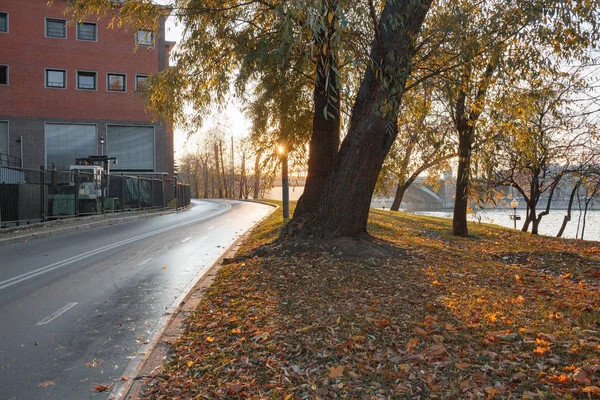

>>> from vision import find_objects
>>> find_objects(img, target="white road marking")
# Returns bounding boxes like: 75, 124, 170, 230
208, 226, 215, 230
0, 203, 233, 291
36, 302, 78, 326
138, 258, 153, 266
181, 237, 192, 243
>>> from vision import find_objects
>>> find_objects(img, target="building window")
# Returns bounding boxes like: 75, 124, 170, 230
136, 30, 154, 46
0, 65, 7, 85
77, 22, 97, 41
106, 125, 154, 171
46, 18, 66, 38
46, 69, 66, 88
0, 12, 8, 33
135, 75, 148, 92
107, 73, 126, 92
77, 71, 97, 90
45, 124, 96, 171
0, 121, 8, 157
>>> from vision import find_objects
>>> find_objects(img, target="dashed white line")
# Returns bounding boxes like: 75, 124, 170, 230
36, 302, 78, 326
181, 237, 192, 243
208, 226, 215, 230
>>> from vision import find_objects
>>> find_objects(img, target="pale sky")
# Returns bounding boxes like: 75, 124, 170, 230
163, 11, 251, 161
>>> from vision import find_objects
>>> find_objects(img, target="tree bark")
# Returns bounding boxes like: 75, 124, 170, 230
452, 127, 473, 236
390, 183, 408, 211
294, 0, 341, 218
557, 183, 579, 237
287, 0, 432, 238
253, 155, 261, 199
219, 140, 228, 198
214, 144, 223, 198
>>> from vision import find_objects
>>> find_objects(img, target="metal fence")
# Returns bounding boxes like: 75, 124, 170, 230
0, 165, 190, 228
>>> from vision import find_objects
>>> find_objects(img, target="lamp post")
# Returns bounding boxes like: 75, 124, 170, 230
510, 198, 519, 229
278, 144, 289, 219
99, 136, 105, 156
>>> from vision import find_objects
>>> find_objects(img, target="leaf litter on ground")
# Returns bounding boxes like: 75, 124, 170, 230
142, 204, 600, 399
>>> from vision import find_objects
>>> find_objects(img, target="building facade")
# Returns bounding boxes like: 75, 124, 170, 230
0, 0, 174, 176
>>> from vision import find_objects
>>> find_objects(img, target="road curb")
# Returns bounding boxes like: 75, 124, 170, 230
0, 210, 176, 246
115, 204, 276, 400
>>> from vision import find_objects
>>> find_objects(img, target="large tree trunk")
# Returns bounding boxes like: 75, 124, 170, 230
287, 0, 432, 238
530, 204, 539, 234
294, 0, 341, 218
452, 127, 473, 237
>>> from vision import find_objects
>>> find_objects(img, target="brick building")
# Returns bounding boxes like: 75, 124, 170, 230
0, 0, 174, 176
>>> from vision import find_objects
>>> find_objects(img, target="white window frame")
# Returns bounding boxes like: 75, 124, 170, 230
45, 17, 67, 39
107, 73, 126, 92
135, 30, 154, 47
76, 21, 97, 41
45, 68, 67, 89
0, 65, 8, 86
76, 70, 97, 91
135, 74, 148, 92
0, 12, 8, 33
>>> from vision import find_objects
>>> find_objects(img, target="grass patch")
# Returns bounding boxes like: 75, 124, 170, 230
143, 205, 600, 399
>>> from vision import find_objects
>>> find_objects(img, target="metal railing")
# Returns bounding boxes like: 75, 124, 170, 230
0, 165, 190, 229
0, 152, 21, 168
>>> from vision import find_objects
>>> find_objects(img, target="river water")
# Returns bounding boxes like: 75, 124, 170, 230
414, 209, 600, 242
263, 186, 599, 241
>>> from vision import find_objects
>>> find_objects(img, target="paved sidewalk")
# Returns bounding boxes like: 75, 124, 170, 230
0, 209, 178, 246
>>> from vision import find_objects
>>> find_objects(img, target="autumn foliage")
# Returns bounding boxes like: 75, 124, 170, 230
143, 205, 600, 399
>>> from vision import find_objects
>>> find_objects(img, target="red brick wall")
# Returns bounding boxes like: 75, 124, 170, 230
0, 0, 162, 122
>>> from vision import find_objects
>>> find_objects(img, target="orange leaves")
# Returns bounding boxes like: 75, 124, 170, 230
93, 385, 110, 392
205, 336, 214, 343
374, 319, 390, 328
406, 337, 419, 352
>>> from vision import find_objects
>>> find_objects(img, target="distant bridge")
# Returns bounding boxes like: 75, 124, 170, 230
270, 175, 454, 211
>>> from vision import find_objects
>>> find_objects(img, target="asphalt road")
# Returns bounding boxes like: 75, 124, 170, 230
0, 199, 272, 400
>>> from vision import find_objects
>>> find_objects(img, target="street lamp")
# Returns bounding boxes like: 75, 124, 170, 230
510, 198, 519, 229
99, 136, 105, 156
278, 144, 289, 219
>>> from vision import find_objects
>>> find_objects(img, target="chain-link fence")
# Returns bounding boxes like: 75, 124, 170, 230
0, 164, 190, 228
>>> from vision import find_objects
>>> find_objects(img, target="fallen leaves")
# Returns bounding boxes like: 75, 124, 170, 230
93, 384, 110, 392
328, 365, 344, 378
37, 380, 55, 388
140, 204, 600, 399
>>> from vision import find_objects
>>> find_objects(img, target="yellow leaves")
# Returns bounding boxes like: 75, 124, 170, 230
515, 274, 522, 283
487, 313, 499, 323
431, 280, 443, 286
327, 11, 334, 24
328, 365, 344, 378
205, 336, 214, 343
161, 265, 167, 270
187, 360, 194, 367
406, 337, 419, 352
560, 272, 572, 280
515, 295, 525, 304
230, 328, 241, 334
